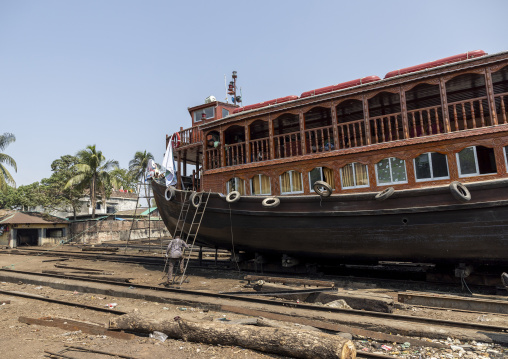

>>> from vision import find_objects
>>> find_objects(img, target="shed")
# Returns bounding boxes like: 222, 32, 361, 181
0, 212, 69, 248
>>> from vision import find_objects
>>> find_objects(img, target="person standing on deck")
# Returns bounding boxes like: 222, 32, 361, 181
165, 236, 189, 284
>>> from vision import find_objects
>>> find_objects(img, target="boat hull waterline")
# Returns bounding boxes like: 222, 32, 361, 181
152, 179, 508, 266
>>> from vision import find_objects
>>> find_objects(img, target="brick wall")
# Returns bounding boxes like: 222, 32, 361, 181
69, 219, 170, 244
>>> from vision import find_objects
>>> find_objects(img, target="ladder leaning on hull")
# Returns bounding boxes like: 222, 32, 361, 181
164, 190, 211, 285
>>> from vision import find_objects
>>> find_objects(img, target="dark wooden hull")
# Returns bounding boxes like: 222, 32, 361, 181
152, 179, 508, 266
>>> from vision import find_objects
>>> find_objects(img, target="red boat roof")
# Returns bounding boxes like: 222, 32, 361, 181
384, 50, 487, 79
300, 76, 381, 98
232, 95, 299, 114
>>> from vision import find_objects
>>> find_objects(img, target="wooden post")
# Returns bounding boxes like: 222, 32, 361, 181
439, 78, 451, 133
245, 121, 251, 163
400, 87, 409, 139
485, 68, 498, 126
268, 115, 275, 160
362, 95, 372, 145
220, 129, 226, 168
299, 111, 306, 155
195, 151, 200, 191
183, 151, 187, 177
331, 104, 339, 151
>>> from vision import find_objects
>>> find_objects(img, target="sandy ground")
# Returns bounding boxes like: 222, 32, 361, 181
1, 246, 507, 358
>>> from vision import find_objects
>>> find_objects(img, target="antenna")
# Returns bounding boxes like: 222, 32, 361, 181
227, 71, 241, 105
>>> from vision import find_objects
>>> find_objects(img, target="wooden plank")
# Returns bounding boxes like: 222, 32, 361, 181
44, 350, 76, 359
19, 316, 134, 340
0, 289, 126, 315
65, 345, 142, 359
398, 292, 508, 315
54, 264, 107, 272
244, 275, 334, 288
221, 305, 446, 349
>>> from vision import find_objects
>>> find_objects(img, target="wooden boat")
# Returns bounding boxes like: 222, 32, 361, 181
152, 49, 508, 270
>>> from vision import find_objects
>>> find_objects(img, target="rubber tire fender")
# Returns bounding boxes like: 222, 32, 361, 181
449, 181, 471, 202
189, 191, 202, 208
375, 187, 395, 201
262, 197, 280, 208
165, 186, 175, 201
313, 180, 333, 197
226, 191, 241, 203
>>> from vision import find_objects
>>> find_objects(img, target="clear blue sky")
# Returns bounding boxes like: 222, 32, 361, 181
1, 0, 507, 185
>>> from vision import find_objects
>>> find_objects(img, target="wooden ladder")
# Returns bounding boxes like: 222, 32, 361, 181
177, 190, 211, 285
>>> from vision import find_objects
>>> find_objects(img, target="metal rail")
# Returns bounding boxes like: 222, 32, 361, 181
1, 268, 506, 334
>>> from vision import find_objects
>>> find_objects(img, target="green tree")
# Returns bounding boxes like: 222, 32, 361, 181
128, 150, 154, 182
129, 150, 154, 207
41, 155, 83, 219
110, 167, 137, 192
0, 132, 17, 192
65, 145, 119, 219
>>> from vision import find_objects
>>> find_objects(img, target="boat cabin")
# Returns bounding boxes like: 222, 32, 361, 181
169, 50, 508, 197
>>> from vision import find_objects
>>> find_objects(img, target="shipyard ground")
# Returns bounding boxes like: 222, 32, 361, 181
0, 245, 507, 359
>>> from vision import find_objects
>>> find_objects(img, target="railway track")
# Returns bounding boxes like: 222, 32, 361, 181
6, 247, 506, 296
1, 268, 506, 335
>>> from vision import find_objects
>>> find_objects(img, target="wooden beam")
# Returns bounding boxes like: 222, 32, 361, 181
221, 305, 446, 349
19, 316, 134, 340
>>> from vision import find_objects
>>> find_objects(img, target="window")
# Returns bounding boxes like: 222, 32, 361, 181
456, 146, 497, 177
280, 170, 303, 194
251, 174, 271, 195
193, 107, 215, 122
341, 163, 369, 188
222, 108, 230, 118
414, 152, 449, 181
226, 177, 246, 195
375, 157, 407, 185
309, 167, 335, 192
96, 203, 102, 210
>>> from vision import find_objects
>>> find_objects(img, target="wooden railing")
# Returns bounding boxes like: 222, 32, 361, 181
304, 125, 334, 153
448, 97, 491, 132
369, 113, 404, 144
250, 138, 271, 163
225, 142, 246, 166
337, 119, 366, 149
179, 127, 203, 147
200, 95, 508, 170
407, 106, 444, 138
494, 92, 508, 125
206, 148, 221, 169
273, 132, 302, 159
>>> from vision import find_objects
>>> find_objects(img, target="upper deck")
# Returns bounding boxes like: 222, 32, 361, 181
172, 50, 508, 180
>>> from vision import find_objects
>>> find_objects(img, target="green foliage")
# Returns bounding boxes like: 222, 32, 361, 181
110, 167, 137, 192
0, 132, 17, 192
129, 150, 154, 182
40, 155, 83, 217
65, 145, 119, 218
0, 182, 47, 210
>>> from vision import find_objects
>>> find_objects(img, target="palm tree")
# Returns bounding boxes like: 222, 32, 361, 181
65, 145, 119, 218
0, 133, 17, 192
128, 150, 154, 182
129, 150, 154, 207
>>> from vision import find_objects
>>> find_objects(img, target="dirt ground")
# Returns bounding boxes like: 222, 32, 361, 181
1, 245, 507, 359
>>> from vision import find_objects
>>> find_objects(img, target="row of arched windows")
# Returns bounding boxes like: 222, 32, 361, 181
226, 146, 508, 195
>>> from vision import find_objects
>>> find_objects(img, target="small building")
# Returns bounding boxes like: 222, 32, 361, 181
0, 212, 69, 248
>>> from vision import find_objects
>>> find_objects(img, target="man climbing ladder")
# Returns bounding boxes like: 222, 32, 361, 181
164, 236, 189, 285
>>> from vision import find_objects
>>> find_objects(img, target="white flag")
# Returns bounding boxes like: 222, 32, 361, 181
162, 139, 177, 186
